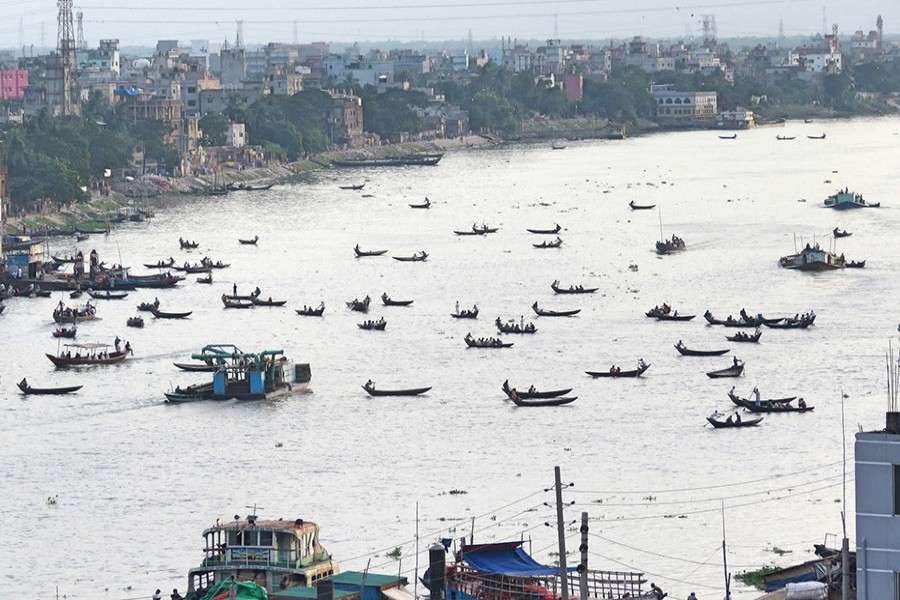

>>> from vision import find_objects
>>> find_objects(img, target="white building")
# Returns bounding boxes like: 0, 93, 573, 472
650, 84, 717, 125
227, 122, 246, 148
856, 411, 900, 598
324, 58, 394, 86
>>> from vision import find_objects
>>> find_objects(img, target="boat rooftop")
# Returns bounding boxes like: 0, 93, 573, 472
272, 588, 358, 599
330, 572, 407, 588
203, 517, 320, 535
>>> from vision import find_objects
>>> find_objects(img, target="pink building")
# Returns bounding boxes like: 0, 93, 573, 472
563, 75, 583, 101
0, 70, 28, 100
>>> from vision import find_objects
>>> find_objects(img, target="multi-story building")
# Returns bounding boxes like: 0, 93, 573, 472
219, 45, 247, 88
78, 39, 121, 80
797, 34, 842, 75
324, 57, 393, 87
0, 70, 28, 100
329, 92, 365, 147
650, 84, 717, 126
855, 410, 900, 598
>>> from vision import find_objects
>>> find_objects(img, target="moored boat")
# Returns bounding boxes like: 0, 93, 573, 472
184, 512, 335, 595
173, 361, 217, 372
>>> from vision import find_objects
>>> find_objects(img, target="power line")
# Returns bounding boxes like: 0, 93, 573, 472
588, 549, 722, 591
569, 460, 843, 495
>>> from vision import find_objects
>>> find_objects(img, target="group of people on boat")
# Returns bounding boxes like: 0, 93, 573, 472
360, 318, 386, 329
454, 301, 478, 316
465, 333, 505, 347
55, 300, 96, 318
300, 301, 326, 313
553, 280, 587, 292
178, 237, 199, 248
200, 256, 226, 268
729, 329, 759, 341
496, 317, 535, 333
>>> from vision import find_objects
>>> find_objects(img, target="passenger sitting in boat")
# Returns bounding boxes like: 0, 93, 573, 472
725, 414, 733, 424
528, 385, 536, 393
125, 341, 132, 354
798, 398, 807, 408
733, 357, 739, 367
170, 589, 184, 600
735, 412, 742, 424
677, 340, 684, 348
175, 385, 182, 394
20, 377, 27, 388
609, 365, 616, 373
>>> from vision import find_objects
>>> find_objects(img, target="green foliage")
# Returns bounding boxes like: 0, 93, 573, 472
199, 113, 230, 146
239, 90, 332, 159
734, 565, 780, 591
357, 86, 428, 138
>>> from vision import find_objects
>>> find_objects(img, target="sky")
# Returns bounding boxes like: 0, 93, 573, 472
2, 0, 898, 49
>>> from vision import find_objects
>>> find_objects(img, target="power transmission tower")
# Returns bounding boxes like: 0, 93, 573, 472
777, 19, 785, 48
702, 14, 717, 46
236, 20, 243, 49
57, 0, 77, 115
18, 18, 23, 53
76, 11, 85, 49
293, 20, 298, 44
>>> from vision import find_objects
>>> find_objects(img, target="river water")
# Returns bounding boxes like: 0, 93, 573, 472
3, 117, 900, 600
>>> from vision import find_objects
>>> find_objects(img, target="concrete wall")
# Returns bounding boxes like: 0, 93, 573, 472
856, 431, 900, 599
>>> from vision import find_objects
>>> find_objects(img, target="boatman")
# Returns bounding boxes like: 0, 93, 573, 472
114, 336, 121, 353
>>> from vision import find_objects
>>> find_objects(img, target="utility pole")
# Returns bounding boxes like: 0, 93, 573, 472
841, 390, 850, 600
554, 466, 569, 600
579, 512, 588, 600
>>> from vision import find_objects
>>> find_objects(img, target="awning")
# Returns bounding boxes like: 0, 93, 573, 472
460, 542, 574, 577
382, 586, 415, 600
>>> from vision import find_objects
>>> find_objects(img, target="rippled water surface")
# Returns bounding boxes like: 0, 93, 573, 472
3, 118, 900, 599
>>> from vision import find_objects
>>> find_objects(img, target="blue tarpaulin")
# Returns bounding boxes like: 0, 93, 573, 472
460, 542, 575, 576
114, 86, 142, 96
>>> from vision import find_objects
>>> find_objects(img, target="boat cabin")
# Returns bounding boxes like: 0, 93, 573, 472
187, 516, 339, 594
191, 344, 312, 400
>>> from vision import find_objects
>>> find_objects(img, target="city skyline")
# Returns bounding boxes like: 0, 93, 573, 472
0, 0, 897, 50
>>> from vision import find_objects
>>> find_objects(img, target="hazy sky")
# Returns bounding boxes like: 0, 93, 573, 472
4, 0, 898, 49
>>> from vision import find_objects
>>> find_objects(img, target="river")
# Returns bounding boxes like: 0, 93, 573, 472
2, 116, 899, 600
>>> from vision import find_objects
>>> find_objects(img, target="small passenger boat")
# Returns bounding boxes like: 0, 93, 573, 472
534, 237, 563, 249
451, 306, 479, 319
362, 381, 431, 396
46, 342, 131, 367
296, 304, 325, 316
17, 379, 83, 395
222, 295, 253, 309
526, 224, 561, 234
381, 293, 413, 306
53, 303, 98, 324
776, 135, 795, 141
144, 258, 175, 269
726, 330, 761, 343
629, 201, 656, 210
551, 280, 597, 294
409, 198, 431, 209
532, 301, 579, 317
508, 390, 576, 407
173, 362, 217, 372
495, 317, 537, 334
585, 361, 650, 378
52, 327, 77, 339
393, 251, 428, 262
501, 380, 572, 399
354, 245, 388, 257
152, 308, 192, 319
807, 133, 826, 140
707, 360, 745, 378
69, 289, 83, 299
674, 341, 729, 356
252, 297, 287, 307
197, 274, 213, 284
847, 260, 866, 268
88, 290, 129, 300
824, 189, 878, 209
646, 305, 695, 321
718, 134, 737, 139
179, 238, 200, 249
706, 411, 763, 428
358, 318, 387, 330
464, 333, 513, 348
339, 183, 365, 190
238, 236, 259, 245
764, 313, 816, 329
656, 236, 685, 255
347, 296, 371, 313
126, 316, 144, 328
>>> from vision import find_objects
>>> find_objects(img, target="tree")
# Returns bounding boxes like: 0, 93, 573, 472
199, 113, 229, 146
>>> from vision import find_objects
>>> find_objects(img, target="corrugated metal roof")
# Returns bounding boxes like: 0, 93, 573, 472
271, 588, 358, 600
331, 571, 406, 589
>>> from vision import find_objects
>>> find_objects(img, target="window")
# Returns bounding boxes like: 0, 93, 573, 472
259, 531, 273, 546
894, 465, 900, 514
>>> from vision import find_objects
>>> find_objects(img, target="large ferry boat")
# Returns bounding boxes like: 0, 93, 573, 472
823, 188, 880, 209
166, 344, 311, 402
779, 243, 844, 271
186, 514, 339, 595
